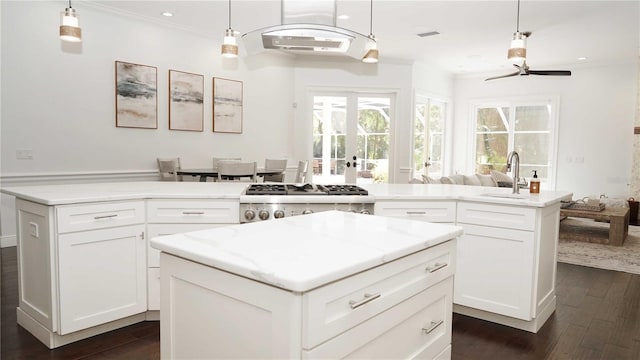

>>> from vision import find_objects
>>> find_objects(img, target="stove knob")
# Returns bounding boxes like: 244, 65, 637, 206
274, 210, 285, 219
302, 209, 314, 215
360, 209, 371, 215
244, 210, 256, 221
258, 210, 270, 220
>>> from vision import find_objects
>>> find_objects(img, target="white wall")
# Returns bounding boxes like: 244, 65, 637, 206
452, 61, 639, 199
1, 1, 295, 176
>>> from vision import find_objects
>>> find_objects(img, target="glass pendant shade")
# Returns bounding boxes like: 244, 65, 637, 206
60, 7, 81, 42
221, 28, 238, 58
507, 31, 527, 62
362, 36, 378, 63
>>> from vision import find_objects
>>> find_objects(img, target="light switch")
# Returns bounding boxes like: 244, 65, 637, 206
29, 222, 39, 238
16, 150, 33, 160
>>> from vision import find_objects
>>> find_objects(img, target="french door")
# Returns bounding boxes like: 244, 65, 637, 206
311, 92, 393, 184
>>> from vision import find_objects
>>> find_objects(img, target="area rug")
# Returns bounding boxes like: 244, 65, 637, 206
557, 218, 640, 274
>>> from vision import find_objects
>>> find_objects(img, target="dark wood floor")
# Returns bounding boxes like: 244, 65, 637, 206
2, 246, 640, 360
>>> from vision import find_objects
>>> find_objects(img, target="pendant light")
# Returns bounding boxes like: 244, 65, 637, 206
59, 0, 82, 43
507, 0, 527, 62
362, 0, 378, 63
221, 0, 238, 58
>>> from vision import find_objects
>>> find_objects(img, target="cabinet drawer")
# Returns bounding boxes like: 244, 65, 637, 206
147, 200, 239, 224
302, 240, 455, 349
457, 201, 535, 231
303, 277, 453, 359
375, 201, 456, 223
56, 201, 145, 233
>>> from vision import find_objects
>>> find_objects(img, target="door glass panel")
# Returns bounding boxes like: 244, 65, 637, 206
313, 96, 346, 183
357, 97, 390, 184
413, 98, 446, 180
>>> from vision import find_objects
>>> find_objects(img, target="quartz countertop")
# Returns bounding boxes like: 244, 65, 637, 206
361, 184, 572, 208
0, 181, 249, 205
150, 210, 463, 292
1, 181, 572, 207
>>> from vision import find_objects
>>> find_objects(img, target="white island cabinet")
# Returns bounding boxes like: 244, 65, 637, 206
151, 211, 462, 359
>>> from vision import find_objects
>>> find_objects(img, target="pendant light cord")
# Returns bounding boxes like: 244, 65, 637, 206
228, 0, 232, 29
68, 0, 73, 8
515, 0, 520, 32
369, 0, 373, 35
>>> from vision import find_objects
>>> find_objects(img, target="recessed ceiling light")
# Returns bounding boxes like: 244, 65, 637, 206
337, 14, 349, 20
161, 11, 173, 17
577, 56, 587, 61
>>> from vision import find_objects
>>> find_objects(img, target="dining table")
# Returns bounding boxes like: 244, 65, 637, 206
176, 168, 284, 182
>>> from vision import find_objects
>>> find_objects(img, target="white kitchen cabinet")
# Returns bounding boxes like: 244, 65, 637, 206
57, 224, 146, 334
159, 239, 457, 359
146, 199, 239, 310
14, 199, 148, 348
453, 201, 560, 332
374, 200, 456, 223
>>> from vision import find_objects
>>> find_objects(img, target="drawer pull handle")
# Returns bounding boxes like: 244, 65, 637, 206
426, 262, 447, 273
406, 211, 426, 215
94, 214, 118, 220
422, 320, 444, 334
182, 211, 205, 215
349, 293, 381, 309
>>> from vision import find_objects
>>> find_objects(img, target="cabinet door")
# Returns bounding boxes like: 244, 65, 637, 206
57, 224, 147, 334
454, 223, 534, 320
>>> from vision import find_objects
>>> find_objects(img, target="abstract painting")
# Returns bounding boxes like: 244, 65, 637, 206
169, 70, 204, 131
115, 61, 157, 129
213, 77, 243, 133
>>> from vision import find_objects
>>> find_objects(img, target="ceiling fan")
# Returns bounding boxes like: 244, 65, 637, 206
485, 59, 572, 81
485, 0, 572, 81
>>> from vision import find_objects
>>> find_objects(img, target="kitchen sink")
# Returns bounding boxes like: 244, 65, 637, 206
480, 192, 531, 199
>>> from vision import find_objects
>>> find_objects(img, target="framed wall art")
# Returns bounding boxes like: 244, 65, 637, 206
115, 61, 158, 129
213, 77, 243, 133
169, 70, 204, 131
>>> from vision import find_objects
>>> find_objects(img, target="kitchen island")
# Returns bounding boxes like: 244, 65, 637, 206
151, 211, 462, 359
0, 181, 571, 348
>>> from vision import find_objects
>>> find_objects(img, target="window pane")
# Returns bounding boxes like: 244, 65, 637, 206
514, 133, 549, 166
515, 105, 550, 131
477, 107, 509, 132
475, 133, 508, 174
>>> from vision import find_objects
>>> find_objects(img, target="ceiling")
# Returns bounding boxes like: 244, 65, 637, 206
87, 0, 639, 76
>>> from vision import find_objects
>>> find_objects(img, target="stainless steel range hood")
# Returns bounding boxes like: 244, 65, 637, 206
242, 0, 371, 60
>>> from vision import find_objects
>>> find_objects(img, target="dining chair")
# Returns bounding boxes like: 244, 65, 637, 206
295, 160, 309, 183
212, 157, 241, 169
157, 158, 182, 181
217, 161, 257, 182
263, 159, 287, 182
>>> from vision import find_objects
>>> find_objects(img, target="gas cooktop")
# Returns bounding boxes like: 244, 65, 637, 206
245, 184, 368, 196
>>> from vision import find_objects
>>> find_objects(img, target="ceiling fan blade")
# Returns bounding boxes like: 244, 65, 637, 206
485, 70, 521, 81
528, 70, 572, 76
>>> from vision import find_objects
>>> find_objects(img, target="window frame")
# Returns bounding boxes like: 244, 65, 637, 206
468, 96, 560, 190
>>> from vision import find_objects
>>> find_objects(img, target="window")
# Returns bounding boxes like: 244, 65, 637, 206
473, 98, 558, 188
413, 96, 446, 179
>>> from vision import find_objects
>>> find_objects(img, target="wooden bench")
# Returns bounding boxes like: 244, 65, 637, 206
559, 207, 630, 246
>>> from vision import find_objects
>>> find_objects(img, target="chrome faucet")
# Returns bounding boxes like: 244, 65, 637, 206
506, 151, 520, 194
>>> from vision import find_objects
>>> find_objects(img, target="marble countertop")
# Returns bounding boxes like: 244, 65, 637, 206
150, 210, 463, 292
0, 181, 249, 205
1, 181, 572, 207
361, 184, 572, 207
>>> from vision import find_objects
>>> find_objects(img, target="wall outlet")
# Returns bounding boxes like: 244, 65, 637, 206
16, 149, 33, 160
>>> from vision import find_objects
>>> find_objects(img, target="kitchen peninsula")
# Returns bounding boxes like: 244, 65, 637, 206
1, 181, 571, 349
151, 211, 462, 359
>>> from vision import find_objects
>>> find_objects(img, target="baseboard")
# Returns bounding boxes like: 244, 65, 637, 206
1, 235, 16, 248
